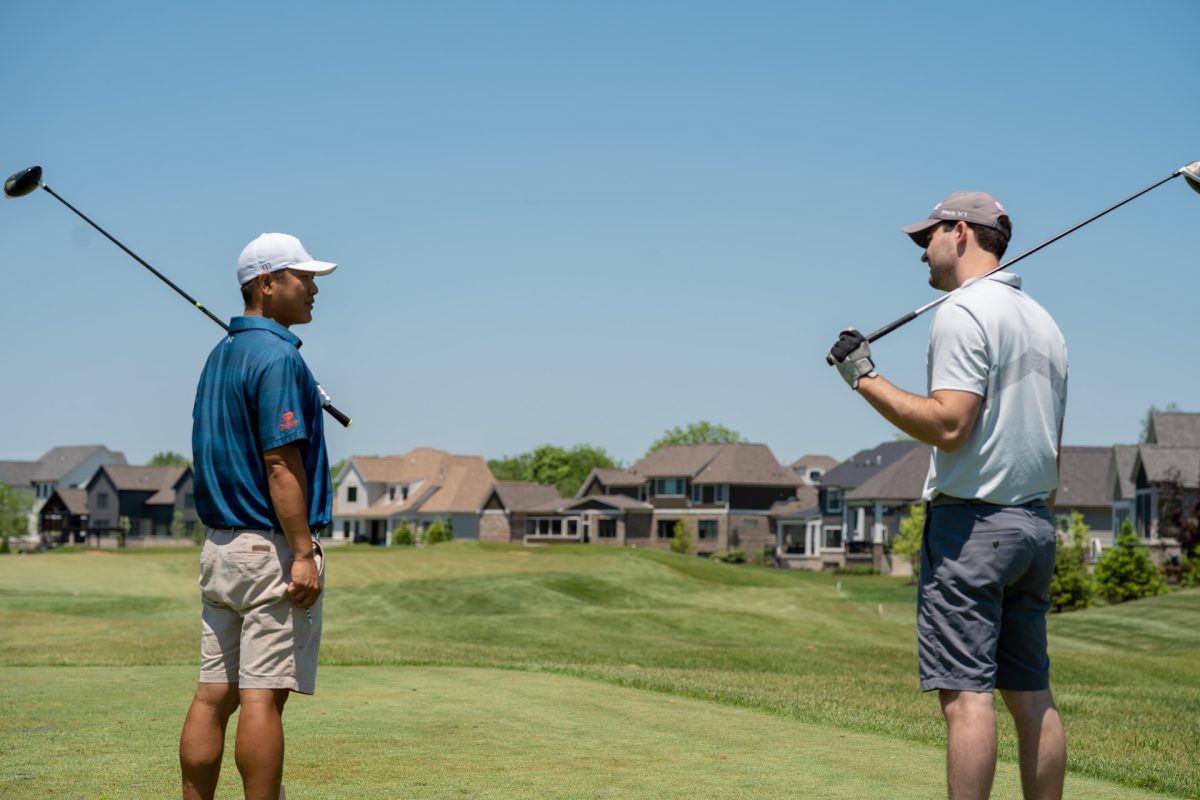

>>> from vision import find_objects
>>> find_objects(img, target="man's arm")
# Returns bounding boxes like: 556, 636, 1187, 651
855, 376, 982, 451
264, 442, 321, 608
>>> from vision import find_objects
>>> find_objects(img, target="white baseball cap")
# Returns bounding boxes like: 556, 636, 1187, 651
236, 232, 337, 286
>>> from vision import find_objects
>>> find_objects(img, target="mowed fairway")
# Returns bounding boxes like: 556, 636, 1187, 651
1, 543, 1196, 799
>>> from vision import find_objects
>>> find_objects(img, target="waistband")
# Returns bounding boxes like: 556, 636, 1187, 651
928, 495, 1047, 509
207, 527, 284, 537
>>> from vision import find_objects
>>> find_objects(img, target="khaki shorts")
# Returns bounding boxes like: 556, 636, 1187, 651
198, 529, 324, 694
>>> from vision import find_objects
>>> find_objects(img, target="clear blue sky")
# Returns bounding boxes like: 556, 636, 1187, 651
2, 1, 1197, 468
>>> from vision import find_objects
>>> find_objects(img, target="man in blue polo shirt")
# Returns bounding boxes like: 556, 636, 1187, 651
180, 232, 337, 800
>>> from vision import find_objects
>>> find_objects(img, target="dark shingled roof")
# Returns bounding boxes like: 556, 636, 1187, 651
53, 488, 90, 516
769, 486, 820, 518
0, 460, 40, 489
32, 445, 125, 482
821, 440, 924, 491
488, 481, 563, 513
588, 468, 642, 487
632, 443, 799, 487
1056, 446, 1112, 508
530, 494, 655, 514
1147, 412, 1200, 447
1108, 445, 1139, 500
96, 465, 187, 493
1136, 446, 1200, 489
846, 444, 932, 502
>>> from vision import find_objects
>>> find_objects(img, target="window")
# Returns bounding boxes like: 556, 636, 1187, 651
343, 521, 350, 537
692, 485, 703, 503
389, 487, 395, 501
347, 486, 358, 503
809, 469, 822, 481
657, 520, 678, 539
742, 518, 758, 529
401, 485, 409, 501
598, 519, 617, 538
781, 523, 807, 554
823, 526, 843, 549
825, 489, 843, 513
528, 517, 565, 536
656, 478, 686, 496
97, 492, 109, 509
697, 520, 718, 540
714, 485, 727, 504
184, 493, 194, 509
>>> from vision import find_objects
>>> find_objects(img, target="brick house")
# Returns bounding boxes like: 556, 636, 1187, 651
478, 481, 565, 542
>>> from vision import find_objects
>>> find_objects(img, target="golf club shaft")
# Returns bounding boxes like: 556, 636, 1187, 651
38, 183, 353, 428
864, 168, 1186, 344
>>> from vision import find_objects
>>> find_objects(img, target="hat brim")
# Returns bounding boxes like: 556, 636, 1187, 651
292, 259, 337, 276
901, 218, 940, 248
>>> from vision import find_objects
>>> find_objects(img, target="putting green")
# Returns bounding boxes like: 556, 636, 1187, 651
0, 665, 1175, 799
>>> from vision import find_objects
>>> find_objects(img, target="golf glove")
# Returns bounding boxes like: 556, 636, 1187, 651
826, 327, 877, 390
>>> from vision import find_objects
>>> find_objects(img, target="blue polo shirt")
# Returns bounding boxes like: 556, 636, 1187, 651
192, 316, 332, 531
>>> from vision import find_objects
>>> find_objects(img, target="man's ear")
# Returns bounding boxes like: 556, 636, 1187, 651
257, 271, 275, 297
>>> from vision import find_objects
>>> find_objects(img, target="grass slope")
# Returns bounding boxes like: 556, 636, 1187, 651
0, 543, 1196, 797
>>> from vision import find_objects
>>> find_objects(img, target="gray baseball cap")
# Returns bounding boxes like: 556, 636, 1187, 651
902, 191, 1012, 248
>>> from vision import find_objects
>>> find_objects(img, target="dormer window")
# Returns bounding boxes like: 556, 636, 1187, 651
346, 486, 358, 503
655, 478, 686, 496
389, 487, 396, 501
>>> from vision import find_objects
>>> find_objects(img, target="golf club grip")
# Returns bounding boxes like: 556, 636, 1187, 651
323, 402, 352, 427
866, 312, 918, 344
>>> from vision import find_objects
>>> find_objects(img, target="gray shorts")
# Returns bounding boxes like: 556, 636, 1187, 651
198, 529, 324, 695
917, 502, 1056, 693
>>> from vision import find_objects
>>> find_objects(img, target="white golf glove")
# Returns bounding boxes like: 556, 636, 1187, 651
826, 327, 877, 390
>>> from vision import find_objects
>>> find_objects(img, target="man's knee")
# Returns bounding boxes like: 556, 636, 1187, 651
940, 690, 995, 722
1000, 689, 1057, 724
239, 687, 290, 715
192, 682, 240, 718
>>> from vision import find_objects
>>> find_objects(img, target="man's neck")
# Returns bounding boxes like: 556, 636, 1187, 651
953, 255, 1001, 289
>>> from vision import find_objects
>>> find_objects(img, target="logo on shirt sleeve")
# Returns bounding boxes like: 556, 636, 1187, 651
280, 411, 300, 432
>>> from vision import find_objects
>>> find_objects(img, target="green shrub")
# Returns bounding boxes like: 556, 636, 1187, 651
423, 518, 453, 546
0, 534, 9, 554
670, 519, 691, 555
393, 520, 415, 547
1050, 511, 1094, 612
1095, 522, 1168, 603
711, 549, 745, 564
1178, 553, 1199, 588
891, 503, 924, 583
833, 565, 880, 576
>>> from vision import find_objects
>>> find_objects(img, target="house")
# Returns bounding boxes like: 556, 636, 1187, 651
1054, 446, 1115, 554
332, 448, 495, 544
788, 454, 839, 486
510, 442, 806, 557
813, 440, 927, 572
37, 488, 91, 545
479, 482, 564, 543
84, 465, 198, 540
1, 445, 127, 541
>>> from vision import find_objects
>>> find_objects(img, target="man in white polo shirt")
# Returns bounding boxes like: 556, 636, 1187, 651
827, 192, 1069, 800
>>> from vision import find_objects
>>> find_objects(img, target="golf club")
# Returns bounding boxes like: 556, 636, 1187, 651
828, 160, 1200, 364
4, 165, 352, 427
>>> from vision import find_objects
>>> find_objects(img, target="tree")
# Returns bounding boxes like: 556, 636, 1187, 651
891, 503, 924, 583
169, 511, 187, 539
1139, 402, 1180, 443
423, 517, 453, 545
1094, 521, 1168, 603
646, 422, 745, 455
488, 444, 619, 497
0, 481, 34, 552
147, 451, 191, 467
670, 518, 692, 555
330, 460, 348, 484
1050, 511, 1094, 612
393, 520, 415, 546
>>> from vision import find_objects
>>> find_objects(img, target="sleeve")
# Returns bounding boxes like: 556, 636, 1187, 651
254, 353, 311, 452
928, 302, 989, 397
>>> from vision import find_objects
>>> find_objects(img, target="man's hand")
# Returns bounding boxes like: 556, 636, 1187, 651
826, 327, 877, 389
287, 552, 322, 609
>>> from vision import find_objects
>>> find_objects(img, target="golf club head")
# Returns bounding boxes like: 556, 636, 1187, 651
4, 165, 43, 198
1180, 161, 1200, 195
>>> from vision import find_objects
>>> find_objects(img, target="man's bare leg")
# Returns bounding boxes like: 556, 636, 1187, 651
235, 688, 290, 800
1000, 689, 1066, 800
940, 690, 997, 800
180, 683, 240, 800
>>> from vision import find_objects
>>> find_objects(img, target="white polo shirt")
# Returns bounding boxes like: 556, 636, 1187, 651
922, 272, 1068, 505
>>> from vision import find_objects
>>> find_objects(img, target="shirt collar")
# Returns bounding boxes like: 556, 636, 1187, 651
229, 316, 303, 349
961, 271, 1021, 291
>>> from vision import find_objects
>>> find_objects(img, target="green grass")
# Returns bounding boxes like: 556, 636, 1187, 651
0, 542, 1196, 798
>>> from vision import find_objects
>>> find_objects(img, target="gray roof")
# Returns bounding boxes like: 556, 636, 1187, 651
1108, 445, 1139, 500
769, 486, 821, 518
587, 468, 643, 487
822, 440, 924, 491
845, 444, 932, 502
31, 445, 124, 482
1056, 446, 1112, 508
0, 460, 39, 489
488, 481, 563, 513
52, 488, 91, 516
1147, 412, 1200, 447
530, 494, 654, 514
1135, 446, 1200, 489
93, 465, 188, 493
631, 443, 799, 487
